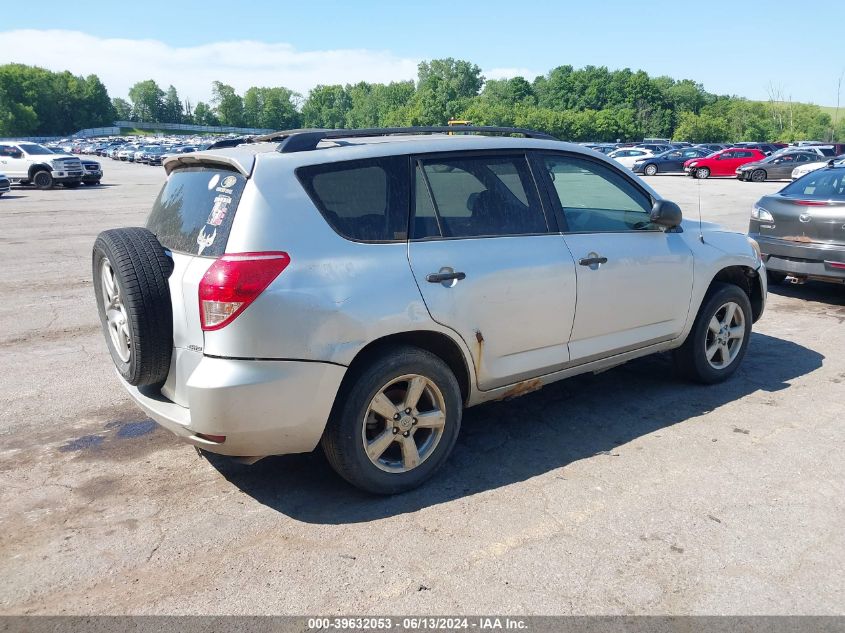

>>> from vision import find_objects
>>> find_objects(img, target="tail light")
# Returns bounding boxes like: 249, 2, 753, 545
793, 200, 828, 206
199, 252, 290, 331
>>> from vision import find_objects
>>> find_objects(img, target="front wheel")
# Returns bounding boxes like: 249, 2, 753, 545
644, 163, 658, 176
695, 167, 711, 179
321, 346, 462, 494
32, 170, 53, 190
751, 169, 767, 183
673, 282, 752, 384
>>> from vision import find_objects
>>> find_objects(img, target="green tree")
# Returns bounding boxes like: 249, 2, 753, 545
211, 81, 244, 127
412, 58, 484, 125
301, 84, 351, 128
128, 79, 164, 122
193, 101, 219, 126
162, 85, 182, 123
112, 97, 132, 121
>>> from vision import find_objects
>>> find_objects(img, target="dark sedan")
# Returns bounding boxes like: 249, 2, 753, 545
632, 147, 712, 175
749, 164, 845, 285
735, 151, 820, 182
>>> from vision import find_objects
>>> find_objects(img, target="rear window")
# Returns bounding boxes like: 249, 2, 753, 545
781, 170, 845, 200
296, 156, 409, 242
147, 166, 246, 256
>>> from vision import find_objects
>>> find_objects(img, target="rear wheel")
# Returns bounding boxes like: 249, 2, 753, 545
673, 282, 752, 384
32, 170, 53, 190
751, 169, 767, 182
644, 163, 658, 176
321, 346, 462, 494
695, 167, 711, 179
92, 228, 174, 387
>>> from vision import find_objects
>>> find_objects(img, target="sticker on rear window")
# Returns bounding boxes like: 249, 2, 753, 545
221, 175, 237, 188
207, 195, 231, 226
196, 226, 217, 255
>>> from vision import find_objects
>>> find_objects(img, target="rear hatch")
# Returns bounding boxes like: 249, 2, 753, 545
761, 169, 845, 245
146, 165, 248, 405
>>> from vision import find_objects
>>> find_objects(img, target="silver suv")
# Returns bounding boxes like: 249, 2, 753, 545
93, 127, 767, 494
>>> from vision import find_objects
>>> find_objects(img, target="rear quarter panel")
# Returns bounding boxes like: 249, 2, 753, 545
205, 154, 477, 369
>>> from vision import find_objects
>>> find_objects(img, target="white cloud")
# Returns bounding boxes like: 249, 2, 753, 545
0, 29, 422, 103
485, 67, 544, 81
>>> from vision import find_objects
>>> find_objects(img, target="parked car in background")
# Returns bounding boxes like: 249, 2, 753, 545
736, 151, 822, 182
0, 172, 10, 196
791, 155, 845, 180
81, 159, 103, 185
632, 147, 712, 175
635, 143, 673, 154
685, 148, 767, 179
142, 146, 168, 165
0, 141, 83, 189
117, 145, 139, 161
732, 142, 784, 156
695, 143, 730, 154
608, 147, 654, 169
749, 163, 845, 285
582, 143, 617, 155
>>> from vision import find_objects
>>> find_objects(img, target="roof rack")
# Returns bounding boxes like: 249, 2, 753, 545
246, 126, 557, 154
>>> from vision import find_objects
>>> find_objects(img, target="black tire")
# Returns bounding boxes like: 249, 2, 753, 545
767, 270, 787, 285
695, 167, 710, 179
92, 228, 173, 387
751, 169, 767, 183
32, 170, 53, 190
672, 282, 753, 384
321, 346, 462, 494
644, 163, 658, 176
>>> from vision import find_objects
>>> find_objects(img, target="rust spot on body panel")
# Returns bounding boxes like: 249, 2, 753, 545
780, 235, 814, 243
497, 378, 543, 401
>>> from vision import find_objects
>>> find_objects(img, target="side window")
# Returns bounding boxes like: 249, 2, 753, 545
542, 154, 653, 233
796, 154, 813, 163
297, 156, 409, 242
0, 146, 18, 157
413, 154, 548, 238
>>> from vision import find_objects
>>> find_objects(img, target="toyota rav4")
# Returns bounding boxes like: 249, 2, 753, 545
93, 127, 766, 494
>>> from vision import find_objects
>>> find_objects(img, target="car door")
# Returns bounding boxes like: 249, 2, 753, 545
0, 144, 27, 180
662, 150, 686, 172
537, 153, 695, 362
407, 152, 577, 390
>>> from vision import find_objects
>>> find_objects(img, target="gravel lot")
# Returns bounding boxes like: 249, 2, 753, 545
1, 160, 843, 615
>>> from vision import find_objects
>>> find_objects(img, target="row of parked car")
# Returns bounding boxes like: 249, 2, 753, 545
0, 141, 103, 190
583, 140, 844, 182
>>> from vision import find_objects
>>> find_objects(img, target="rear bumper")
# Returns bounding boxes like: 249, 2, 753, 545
751, 233, 845, 281
120, 356, 347, 457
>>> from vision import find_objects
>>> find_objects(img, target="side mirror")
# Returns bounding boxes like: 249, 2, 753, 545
650, 199, 683, 229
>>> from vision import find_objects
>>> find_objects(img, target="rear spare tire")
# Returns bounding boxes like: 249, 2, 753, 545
92, 228, 173, 387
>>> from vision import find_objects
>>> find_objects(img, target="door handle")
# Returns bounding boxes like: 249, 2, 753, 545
578, 256, 608, 266
426, 271, 466, 283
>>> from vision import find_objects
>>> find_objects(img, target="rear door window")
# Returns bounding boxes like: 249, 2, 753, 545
414, 154, 548, 238
297, 156, 409, 242
147, 166, 246, 257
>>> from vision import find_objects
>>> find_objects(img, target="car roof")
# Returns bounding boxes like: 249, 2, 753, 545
164, 133, 663, 201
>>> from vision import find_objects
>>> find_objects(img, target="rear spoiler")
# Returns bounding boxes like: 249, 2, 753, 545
163, 153, 252, 177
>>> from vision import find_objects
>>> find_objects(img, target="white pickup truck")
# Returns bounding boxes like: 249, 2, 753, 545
0, 141, 83, 189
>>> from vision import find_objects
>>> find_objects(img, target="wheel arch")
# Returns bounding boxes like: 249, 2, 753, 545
28, 163, 52, 179
706, 265, 764, 323
340, 330, 472, 406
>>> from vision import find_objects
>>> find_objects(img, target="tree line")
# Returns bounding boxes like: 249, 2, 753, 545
1, 59, 842, 142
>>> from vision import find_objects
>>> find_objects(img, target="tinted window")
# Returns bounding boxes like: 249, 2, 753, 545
782, 170, 845, 200
415, 154, 547, 238
297, 157, 409, 242
18, 143, 53, 155
542, 155, 653, 233
147, 166, 246, 256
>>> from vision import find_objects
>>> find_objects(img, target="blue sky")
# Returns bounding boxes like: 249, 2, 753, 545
2, 0, 843, 105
